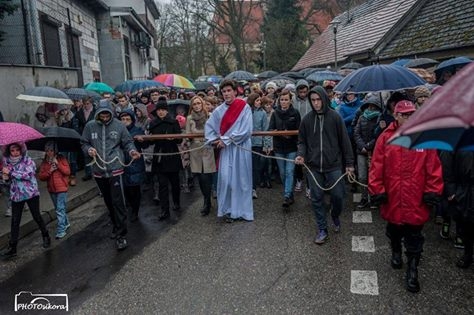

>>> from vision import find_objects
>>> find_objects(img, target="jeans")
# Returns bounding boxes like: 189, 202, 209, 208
68, 152, 78, 176
307, 169, 345, 231
357, 154, 369, 199
252, 147, 263, 189
275, 152, 296, 198
50, 192, 69, 235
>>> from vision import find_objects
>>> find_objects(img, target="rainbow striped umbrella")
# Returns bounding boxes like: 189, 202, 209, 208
153, 73, 195, 89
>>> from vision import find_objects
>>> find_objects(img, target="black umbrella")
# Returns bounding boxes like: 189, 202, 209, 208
224, 70, 256, 81
404, 58, 439, 69
26, 127, 83, 152
298, 67, 328, 77
279, 71, 305, 80
256, 70, 279, 80
340, 62, 363, 70
167, 99, 190, 117
193, 81, 214, 91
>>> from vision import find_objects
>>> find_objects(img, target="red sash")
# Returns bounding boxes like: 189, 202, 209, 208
220, 98, 247, 135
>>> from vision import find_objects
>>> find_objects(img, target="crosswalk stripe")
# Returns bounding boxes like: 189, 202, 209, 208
350, 270, 379, 295
352, 211, 373, 223
352, 236, 375, 252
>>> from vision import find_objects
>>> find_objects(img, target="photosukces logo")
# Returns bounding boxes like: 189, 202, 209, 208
14, 292, 68, 312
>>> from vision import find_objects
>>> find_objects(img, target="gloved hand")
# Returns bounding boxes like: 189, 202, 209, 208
423, 192, 441, 207
370, 193, 388, 206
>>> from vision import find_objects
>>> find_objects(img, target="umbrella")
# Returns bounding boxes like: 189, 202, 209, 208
340, 62, 363, 70
206, 75, 222, 84
279, 71, 305, 80
193, 81, 214, 91
434, 56, 472, 76
0, 122, 44, 146
16, 86, 73, 105
334, 64, 426, 93
262, 76, 295, 88
154, 73, 195, 89
298, 67, 327, 78
224, 70, 256, 81
256, 70, 279, 80
64, 87, 101, 101
391, 59, 412, 67
130, 80, 165, 95
167, 99, 190, 118
389, 62, 474, 151
404, 58, 439, 69
115, 80, 136, 93
306, 70, 343, 83
84, 82, 115, 94
26, 127, 82, 152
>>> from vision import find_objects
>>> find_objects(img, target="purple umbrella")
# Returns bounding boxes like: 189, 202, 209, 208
0, 122, 44, 146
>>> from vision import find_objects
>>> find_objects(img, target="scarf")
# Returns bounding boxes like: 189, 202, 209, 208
7, 155, 22, 165
363, 109, 381, 120
191, 110, 207, 131
220, 98, 247, 135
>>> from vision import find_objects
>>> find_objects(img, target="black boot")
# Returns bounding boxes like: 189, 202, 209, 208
391, 251, 403, 269
406, 255, 420, 293
200, 198, 211, 216
42, 233, 51, 249
456, 243, 473, 268
2, 243, 17, 259
158, 210, 170, 221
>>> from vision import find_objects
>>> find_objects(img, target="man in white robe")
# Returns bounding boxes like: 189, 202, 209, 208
205, 80, 254, 222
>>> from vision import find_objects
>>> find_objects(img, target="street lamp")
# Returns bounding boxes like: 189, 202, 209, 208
329, 20, 341, 69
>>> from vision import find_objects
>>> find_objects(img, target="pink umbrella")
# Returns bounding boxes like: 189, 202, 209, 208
390, 62, 474, 151
0, 122, 44, 146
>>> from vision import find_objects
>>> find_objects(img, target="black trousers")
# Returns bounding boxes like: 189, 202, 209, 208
10, 196, 48, 245
124, 185, 141, 214
251, 146, 263, 189
95, 176, 127, 238
386, 223, 424, 255
195, 172, 213, 208
157, 172, 180, 212
458, 220, 474, 256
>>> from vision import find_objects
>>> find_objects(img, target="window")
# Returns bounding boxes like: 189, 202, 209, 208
66, 29, 83, 85
39, 13, 62, 66
123, 36, 132, 80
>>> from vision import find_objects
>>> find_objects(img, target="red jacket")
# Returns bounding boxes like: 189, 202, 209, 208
368, 122, 443, 225
38, 155, 70, 193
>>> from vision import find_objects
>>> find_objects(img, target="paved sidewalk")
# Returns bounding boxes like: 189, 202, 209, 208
0, 170, 99, 249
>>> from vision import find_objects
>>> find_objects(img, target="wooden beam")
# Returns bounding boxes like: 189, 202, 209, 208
138, 130, 299, 140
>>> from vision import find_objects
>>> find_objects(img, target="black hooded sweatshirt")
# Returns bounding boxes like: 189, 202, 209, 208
297, 86, 354, 172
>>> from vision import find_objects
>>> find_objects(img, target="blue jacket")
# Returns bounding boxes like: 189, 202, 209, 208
337, 96, 362, 137
251, 107, 268, 147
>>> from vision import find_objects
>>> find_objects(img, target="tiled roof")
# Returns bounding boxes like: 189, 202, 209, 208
379, 0, 474, 58
292, 0, 418, 70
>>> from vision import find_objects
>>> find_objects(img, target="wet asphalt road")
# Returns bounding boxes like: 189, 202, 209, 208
0, 183, 473, 314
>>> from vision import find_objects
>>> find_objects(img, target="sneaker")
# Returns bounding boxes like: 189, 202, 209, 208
305, 188, 311, 199
288, 197, 294, 205
357, 198, 369, 209
116, 237, 128, 251
252, 189, 258, 199
55, 231, 67, 239
65, 223, 71, 231
294, 180, 303, 192
5, 207, 11, 217
333, 217, 341, 233
282, 198, 290, 208
440, 223, 450, 239
434, 215, 443, 225
314, 230, 329, 245
69, 176, 77, 186
454, 237, 464, 249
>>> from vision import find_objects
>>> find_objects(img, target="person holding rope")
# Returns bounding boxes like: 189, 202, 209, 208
295, 86, 354, 245
205, 79, 253, 223
81, 100, 141, 251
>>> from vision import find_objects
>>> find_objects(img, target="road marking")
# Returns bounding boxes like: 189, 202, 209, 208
350, 270, 379, 295
353, 193, 362, 203
353, 211, 373, 223
352, 236, 375, 252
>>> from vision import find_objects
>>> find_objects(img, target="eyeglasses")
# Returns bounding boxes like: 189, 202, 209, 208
398, 112, 414, 119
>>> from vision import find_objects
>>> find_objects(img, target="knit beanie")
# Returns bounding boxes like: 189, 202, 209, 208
155, 96, 168, 111
266, 82, 277, 90
414, 86, 431, 98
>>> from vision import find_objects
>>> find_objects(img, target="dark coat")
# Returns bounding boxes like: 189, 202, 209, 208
353, 114, 379, 154
148, 114, 182, 173
268, 105, 300, 154
121, 109, 147, 186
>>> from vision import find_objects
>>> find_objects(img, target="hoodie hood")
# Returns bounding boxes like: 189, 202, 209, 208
2, 142, 27, 158
360, 94, 383, 111
134, 103, 148, 119
307, 86, 331, 114
295, 79, 309, 89
95, 99, 115, 124
118, 108, 136, 130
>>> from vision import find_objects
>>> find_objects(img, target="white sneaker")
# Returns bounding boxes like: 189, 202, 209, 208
252, 189, 258, 199
294, 180, 303, 192
5, 207, 11, 217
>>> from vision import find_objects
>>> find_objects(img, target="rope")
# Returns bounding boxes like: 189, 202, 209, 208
86, 139, 368, 190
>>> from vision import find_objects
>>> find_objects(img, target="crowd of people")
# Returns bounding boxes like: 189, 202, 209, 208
1, 71, 473, 294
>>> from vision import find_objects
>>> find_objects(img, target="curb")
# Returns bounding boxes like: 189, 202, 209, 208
0, 186, 99, 249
